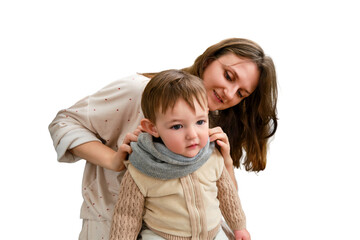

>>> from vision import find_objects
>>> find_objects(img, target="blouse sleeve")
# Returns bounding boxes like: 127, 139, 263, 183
110, 170, 145, 240
217, 168, 247, 231
48, 74, 149, 163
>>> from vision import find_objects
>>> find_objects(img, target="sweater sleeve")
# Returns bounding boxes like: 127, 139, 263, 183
48, 94, 100, 163
110, 170, 145, 240
217, 168, 246, 231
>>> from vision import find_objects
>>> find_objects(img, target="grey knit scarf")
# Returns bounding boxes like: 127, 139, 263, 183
129, 133, 214, 180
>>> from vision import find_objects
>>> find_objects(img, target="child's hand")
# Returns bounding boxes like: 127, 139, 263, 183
209, 127, 232, 167
234, 229, 251, 240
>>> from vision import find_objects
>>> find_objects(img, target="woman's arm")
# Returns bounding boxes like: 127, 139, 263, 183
70, 126, 142, 171
48, 74, 149, 167
70, 141, 123, 171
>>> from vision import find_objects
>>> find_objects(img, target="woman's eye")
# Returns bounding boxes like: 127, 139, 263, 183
171, 124, 182, 130
225, 71, 232, 81
196, 120, 206, 125
237, 90, 243, 98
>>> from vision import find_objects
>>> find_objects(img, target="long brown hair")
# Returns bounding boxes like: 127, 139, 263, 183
142, 38, 278, 172
183, 38, 278, 171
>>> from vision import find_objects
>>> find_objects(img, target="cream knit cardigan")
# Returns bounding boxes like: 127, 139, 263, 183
110, 149, 246, 240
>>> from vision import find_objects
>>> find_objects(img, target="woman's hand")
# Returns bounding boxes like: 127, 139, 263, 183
118, 125, 143, 157
209, 126, 232, 167
209, 126, 237, 189
115, 125, 144, 168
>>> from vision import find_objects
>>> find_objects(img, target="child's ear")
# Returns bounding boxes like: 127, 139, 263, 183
140, 119, 160, 138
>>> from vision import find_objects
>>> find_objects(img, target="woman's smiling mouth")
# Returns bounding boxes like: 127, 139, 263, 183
213, 90, 223, 103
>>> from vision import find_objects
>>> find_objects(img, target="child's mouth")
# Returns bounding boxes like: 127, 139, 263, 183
187, 144, 198, 149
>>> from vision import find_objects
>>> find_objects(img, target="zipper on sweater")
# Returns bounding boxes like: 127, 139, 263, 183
189, 173, 201, 238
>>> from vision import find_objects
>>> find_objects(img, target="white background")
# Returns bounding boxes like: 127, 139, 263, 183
1, 0, 359, 239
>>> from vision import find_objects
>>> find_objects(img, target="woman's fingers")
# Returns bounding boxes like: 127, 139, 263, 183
123, 132, 138, 145
119, 143, 132, 155
209, 127, 231, 160
136, 124, 145, 133
209, 127, 229, 144
119, 125, 144, 157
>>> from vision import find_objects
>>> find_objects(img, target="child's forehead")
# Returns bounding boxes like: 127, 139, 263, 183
160, 97, 207, 112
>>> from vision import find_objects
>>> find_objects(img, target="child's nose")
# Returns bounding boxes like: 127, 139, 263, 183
185, 127, 197, 140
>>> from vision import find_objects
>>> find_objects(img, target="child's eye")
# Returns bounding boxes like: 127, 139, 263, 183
237, 90, 243, 98
171, 124, 183, 130
196, 120, 206, 125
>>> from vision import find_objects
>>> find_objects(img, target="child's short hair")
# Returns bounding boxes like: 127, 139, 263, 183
141, 69, 208, 123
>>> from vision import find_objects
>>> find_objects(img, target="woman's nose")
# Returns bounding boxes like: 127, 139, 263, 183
224, 85, 238, 102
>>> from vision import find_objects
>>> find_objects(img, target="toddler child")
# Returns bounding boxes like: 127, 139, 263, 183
110, 69, 250, 240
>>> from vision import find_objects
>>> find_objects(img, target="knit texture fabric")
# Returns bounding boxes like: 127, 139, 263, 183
109, 170, 144, 240
129, 132, 214, 179
110, 166, 246, 239
217, 168, 246, 231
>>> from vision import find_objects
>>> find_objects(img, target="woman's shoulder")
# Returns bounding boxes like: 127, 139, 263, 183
98, 73, 150, 93
119, 73, 150, 83
88, 73, 150, 104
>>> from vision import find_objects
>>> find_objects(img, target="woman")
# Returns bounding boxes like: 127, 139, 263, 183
48, 38, 277, 239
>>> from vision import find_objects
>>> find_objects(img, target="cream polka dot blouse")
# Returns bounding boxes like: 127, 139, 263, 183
49, 74, 150, 221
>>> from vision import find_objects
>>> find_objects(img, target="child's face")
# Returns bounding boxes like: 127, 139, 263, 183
154, 98, 209, 158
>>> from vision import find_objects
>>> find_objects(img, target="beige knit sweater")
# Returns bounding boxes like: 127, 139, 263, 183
110, 150, 246, 240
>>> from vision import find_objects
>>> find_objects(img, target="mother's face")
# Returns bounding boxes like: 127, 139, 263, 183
202, 53, 260, 111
